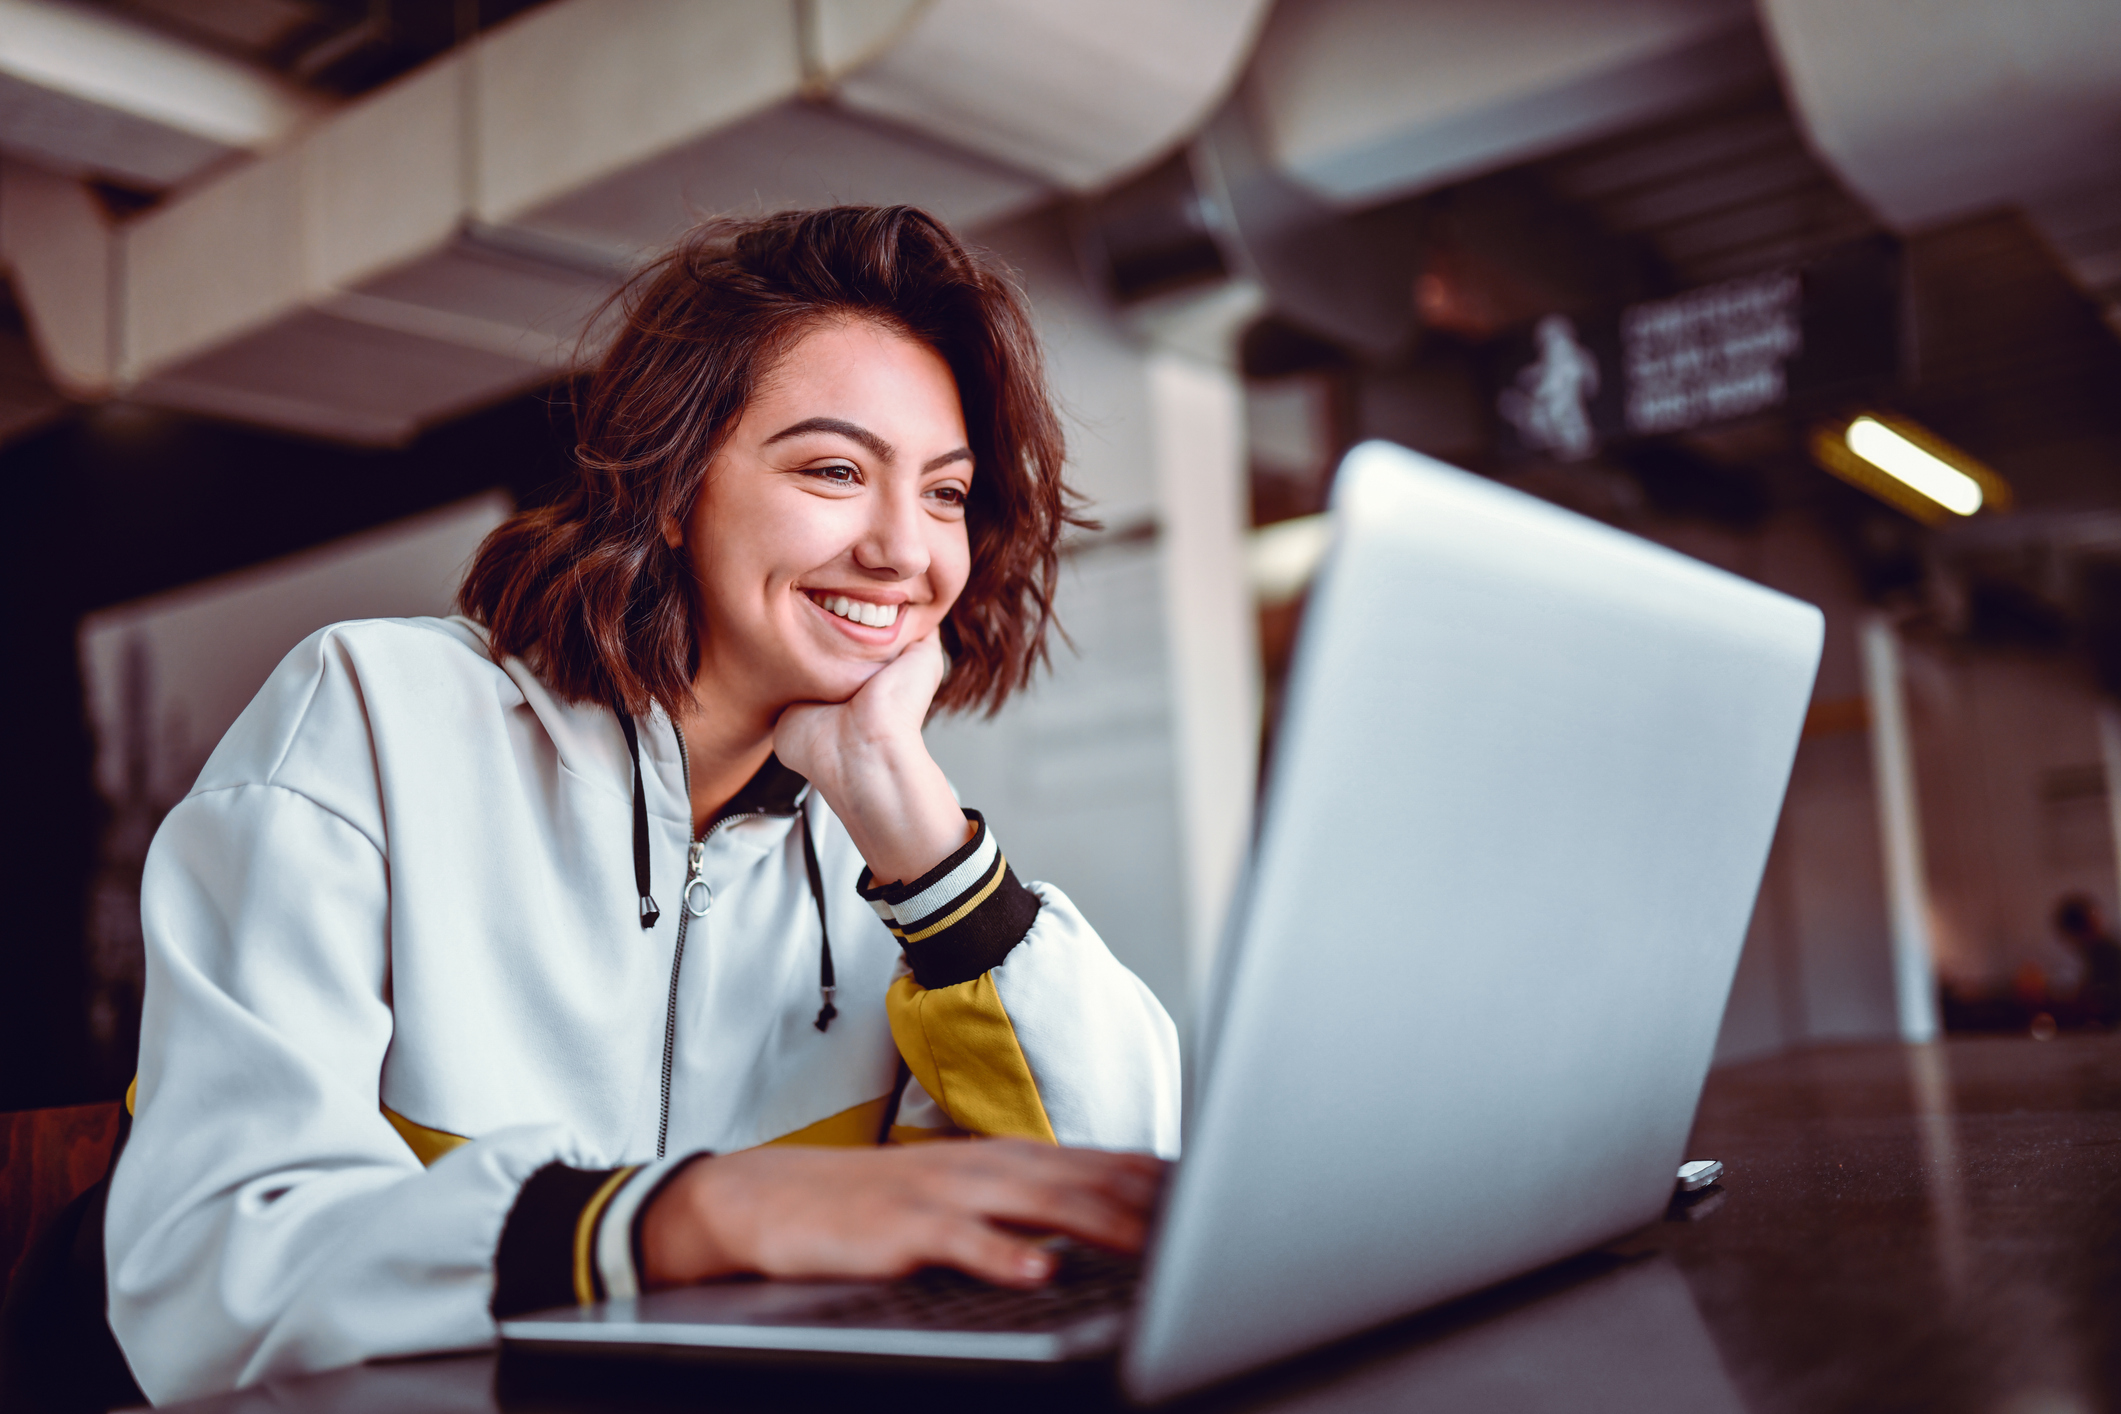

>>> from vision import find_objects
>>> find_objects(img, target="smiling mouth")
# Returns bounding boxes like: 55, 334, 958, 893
807, 592, 902, 629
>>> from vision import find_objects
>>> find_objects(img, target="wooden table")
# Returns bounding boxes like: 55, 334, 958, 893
142, 1037, 2121, 1413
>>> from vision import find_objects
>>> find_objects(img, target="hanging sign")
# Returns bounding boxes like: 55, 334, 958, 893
1489, 241, 1899, 461
1620, 272, 1801, 436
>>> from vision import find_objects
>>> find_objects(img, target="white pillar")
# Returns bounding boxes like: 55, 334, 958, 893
2097, 705, 2121, 917
1134, 285, 1264, 1007
1860, 614, 1940, 1043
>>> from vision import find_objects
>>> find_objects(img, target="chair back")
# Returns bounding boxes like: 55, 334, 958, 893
1, 1104, 124, 1301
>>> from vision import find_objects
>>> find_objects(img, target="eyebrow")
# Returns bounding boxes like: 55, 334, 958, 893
763, 417, 893, 462
762, 416, 973, 476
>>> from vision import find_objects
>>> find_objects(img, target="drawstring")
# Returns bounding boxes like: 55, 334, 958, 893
617, 706, 836, 1033
799, 797, 839, 1033
618, 708, 659, 929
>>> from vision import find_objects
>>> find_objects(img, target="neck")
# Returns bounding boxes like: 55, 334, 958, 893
671, 658, 778, 836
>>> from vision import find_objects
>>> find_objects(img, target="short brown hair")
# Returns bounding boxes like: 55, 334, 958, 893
460, 206, 1080, 717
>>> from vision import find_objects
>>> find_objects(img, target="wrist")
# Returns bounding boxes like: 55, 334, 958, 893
640, 1154, 741, 1288
813, 736, 966, 885
794, 712, 912, 803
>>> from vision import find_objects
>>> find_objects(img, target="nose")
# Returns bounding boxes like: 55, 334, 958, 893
852, 480, 930, 581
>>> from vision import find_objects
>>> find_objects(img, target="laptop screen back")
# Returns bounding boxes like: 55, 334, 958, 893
1124, 442, 1822, 1401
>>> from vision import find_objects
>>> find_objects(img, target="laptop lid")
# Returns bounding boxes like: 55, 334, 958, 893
1122, 442, 1821, 1401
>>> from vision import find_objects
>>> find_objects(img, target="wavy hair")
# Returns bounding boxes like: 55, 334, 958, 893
460, 205, 1081, 717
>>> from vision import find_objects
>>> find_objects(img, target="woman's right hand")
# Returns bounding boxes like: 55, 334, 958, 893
638, 1140, 1167, 1289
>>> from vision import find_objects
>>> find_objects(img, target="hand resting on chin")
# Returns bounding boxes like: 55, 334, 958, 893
771, 631, 973, 889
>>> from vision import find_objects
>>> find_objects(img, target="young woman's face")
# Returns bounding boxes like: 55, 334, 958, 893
676, 319, 974, 712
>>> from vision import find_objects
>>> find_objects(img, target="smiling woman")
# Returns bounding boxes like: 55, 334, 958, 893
99, 207, 1182, 1403
464, 207, 1071, 722
664, 321, 978, 883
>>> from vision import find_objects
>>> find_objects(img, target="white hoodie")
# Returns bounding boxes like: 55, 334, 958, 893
106, 616, 1180, 1403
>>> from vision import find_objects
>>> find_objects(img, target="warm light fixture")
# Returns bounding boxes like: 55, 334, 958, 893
1808, 413, 2010, 526
1845, 416, 1982, 516
1247, 514, 1333, 606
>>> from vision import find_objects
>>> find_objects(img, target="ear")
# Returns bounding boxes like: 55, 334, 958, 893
660, 514, 682, 550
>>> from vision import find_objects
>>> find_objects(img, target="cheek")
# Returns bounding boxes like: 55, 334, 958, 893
693, 484, 829, 608
931, 529, 974, 617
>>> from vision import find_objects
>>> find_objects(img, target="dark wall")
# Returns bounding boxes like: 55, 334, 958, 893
0, 392, 577, 1110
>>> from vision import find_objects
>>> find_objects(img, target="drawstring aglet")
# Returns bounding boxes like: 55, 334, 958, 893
799, 804, 838, 1034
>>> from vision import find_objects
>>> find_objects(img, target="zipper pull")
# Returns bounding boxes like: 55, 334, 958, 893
684, 840, 713, 916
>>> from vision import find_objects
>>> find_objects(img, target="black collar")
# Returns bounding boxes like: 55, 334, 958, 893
710, 753, 809, 827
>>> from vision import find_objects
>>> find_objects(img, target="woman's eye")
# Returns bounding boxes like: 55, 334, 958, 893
928, 485, 967, 507
807, 463, 860, 486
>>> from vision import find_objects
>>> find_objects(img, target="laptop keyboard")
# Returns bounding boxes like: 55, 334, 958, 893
799, 1245, 1141, 1333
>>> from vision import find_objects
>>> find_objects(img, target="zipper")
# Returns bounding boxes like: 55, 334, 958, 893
655, 723, 763, 1159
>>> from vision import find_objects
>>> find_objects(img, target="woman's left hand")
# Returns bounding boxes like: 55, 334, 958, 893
774, 635, 971, 884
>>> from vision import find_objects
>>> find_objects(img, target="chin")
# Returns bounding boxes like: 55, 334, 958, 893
790, 657, 886, 705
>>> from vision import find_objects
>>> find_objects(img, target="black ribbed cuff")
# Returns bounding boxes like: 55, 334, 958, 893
902, 866, 1040, 989
491, 1163, 626, 1318
858, 811, 1041, 990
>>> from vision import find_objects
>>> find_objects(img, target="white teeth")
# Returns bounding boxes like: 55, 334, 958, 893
814, 593, 898, 628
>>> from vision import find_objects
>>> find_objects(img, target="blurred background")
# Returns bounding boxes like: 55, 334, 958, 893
3, 0, 2119, 1110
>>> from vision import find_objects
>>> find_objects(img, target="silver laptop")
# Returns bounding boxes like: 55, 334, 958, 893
500, 440, 1823, 1404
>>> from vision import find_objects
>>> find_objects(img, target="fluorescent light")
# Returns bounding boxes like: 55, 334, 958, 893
1845, 417, 1983, 516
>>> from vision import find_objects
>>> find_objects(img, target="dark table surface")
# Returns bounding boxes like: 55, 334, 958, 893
150, 1036, 2121, 1414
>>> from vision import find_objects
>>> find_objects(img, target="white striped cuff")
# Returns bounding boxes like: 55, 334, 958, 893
593, 1154, 699, 1301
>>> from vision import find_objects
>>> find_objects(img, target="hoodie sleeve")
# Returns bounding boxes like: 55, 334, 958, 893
864, 812, 1181, 1158
105, 780, 599, 1404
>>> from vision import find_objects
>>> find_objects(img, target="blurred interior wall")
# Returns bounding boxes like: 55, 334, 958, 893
924, 205, 1188, 1024
1693, 517, 1900, 1062
1698, 523, 2121, 1057
74, 493, 512, 1071
1904, 646, 2120, 999
926, 206, 1262, 1038
75, 498, 513, 1072
0, 393, 572, 1109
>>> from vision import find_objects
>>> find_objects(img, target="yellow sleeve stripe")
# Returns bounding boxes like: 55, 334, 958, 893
572, 1166, 641, 1306
888, 1124, 963, 1144
886, 973, 1057, 1144
762, 1093, 895, 1147
899, 854, 1007, 944
382, 1105, 471, 1167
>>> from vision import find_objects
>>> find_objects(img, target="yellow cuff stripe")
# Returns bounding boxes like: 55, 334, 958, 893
899, 853, 1008, 944
572, 1166, 640, 1306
